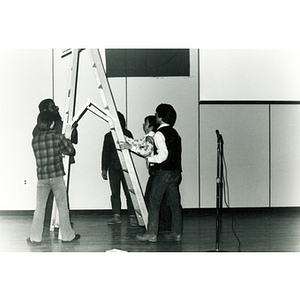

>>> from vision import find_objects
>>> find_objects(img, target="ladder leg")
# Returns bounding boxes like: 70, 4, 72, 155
49, 49, 81, 233
50, 200, 58, 231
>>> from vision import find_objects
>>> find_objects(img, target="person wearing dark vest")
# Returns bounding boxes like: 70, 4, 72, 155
136, 104, 182, 242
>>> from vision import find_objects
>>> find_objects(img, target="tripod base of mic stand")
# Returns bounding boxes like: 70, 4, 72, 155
206, 243, 228, 252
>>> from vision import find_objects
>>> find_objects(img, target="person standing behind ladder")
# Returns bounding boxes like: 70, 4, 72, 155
101, 111, 137, 226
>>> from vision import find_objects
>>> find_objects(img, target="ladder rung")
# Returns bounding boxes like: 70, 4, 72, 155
128, 189, 135, 195
135, 211, 142, 218
122, 169, 129, 173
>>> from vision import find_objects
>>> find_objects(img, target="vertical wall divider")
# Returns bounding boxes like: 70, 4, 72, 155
51, 49, 55, 99
269, 104, 272, 207
198, 49, 201, 208
125, 76, 128, 123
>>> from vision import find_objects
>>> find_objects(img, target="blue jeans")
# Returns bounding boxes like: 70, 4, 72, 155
145, 171, 172, 231
30, 176, 75, 242
148, 170, 182, 236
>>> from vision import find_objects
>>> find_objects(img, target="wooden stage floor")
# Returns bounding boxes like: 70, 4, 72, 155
1, 208, 300, 252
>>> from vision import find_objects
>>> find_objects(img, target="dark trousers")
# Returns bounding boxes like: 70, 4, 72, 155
108, 168, 135, 215
145, 171, 172, 231
148, 170, 182, 236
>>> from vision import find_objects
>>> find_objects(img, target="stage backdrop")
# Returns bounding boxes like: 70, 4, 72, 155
105, 49, 190, 77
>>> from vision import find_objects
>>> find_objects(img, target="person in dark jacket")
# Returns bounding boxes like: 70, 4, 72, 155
101, 112, 137, 226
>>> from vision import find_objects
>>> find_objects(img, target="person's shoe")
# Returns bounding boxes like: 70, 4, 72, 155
26, 237, 41, 245
62, 234, 81, 243
107, 214, 121, 225
164, 233, 182, 242
130, 215, 138, 227
136, 233, 157, 243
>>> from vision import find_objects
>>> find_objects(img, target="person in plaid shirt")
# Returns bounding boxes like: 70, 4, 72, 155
27, 111, 80, 244
32, 98, 78, 229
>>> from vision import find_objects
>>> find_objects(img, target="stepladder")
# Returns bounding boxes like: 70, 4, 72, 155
50, 48, 148, 234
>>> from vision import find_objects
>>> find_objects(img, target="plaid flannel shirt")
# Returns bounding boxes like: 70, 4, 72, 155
32, 130, 75, 180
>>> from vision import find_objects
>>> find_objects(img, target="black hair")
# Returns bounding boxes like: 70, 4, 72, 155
37, 111, 55, 131
145, 115, 158, 132
38, 98, 62, 122
38, 98, 54, 112
156, 103, 177, 127
117, 111, 126, 130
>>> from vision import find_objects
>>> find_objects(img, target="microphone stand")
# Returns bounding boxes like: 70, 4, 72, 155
215, 130, 224, 251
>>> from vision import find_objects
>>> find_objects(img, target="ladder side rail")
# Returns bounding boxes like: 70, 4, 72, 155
50, 49, 81, 235
109, 129, 147, 226
87, 49, 124, 140
87, 107, 109, 123
62, 48, 81, 134
62, 49, 81, 193
120, 149, 148, 225
87, 49, 148, 227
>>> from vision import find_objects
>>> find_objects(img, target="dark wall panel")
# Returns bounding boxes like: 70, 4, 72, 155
105, 49, 190, 77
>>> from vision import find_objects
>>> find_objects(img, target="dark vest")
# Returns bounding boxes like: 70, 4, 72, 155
153, 126, 182, 171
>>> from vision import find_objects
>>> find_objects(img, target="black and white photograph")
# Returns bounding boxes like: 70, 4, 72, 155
0, 1, 299, 299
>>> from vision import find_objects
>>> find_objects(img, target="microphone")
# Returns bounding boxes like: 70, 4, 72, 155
216, 129, 223, 141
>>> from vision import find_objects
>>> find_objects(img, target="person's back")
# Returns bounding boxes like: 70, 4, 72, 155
28, 111, 79, 244
32, 129, 75, 180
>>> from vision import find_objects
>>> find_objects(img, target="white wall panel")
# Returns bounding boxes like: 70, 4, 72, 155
271, 105, 300, 206
0, 49, 52, 210
200, 49, 300, 100
200, 105, 269, 208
